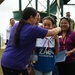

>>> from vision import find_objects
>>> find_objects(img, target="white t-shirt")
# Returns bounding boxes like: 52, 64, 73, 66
6, 26, 11, 40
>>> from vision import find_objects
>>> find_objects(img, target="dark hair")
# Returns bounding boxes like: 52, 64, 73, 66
42, 16, 55, 27
59, 17, 71, 36
10, 18, 14, 21
13, 7, 37, 46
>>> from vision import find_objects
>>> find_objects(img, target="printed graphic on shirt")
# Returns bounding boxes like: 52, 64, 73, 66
39, 48, 54, 58
36, 37, 55, 58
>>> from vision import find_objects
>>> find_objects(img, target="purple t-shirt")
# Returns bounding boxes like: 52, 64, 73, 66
59, 31, 75, 63
1, 22, 48, 70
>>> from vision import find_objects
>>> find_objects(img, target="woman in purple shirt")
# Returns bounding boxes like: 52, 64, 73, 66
57, 17, 75, 75
1, 7, 61, 75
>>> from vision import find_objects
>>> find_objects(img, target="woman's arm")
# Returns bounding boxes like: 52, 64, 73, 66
66, 32, 75, 57
54, 35, 59, 54
66, 48, 75, 57
46, 27, 61, 36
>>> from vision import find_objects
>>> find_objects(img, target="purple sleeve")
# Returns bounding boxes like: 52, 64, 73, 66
31, 26, 48, 39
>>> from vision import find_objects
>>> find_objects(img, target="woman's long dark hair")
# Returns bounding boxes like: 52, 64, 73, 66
59, 17, 71, 36
13, 7, 37, 47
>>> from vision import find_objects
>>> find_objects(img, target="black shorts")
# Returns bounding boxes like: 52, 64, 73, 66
1, 65, 29, 75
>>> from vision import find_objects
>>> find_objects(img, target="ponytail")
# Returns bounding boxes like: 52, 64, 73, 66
13, 19, 25, 46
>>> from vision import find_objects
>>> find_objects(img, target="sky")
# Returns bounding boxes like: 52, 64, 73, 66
0, 0, 75, 40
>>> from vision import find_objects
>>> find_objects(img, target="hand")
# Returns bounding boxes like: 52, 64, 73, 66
58, 27, 61, 32
66, 50, 73, 57
53, 35, 59, 40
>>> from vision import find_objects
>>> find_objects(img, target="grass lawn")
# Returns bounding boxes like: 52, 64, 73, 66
0, 49, 4, 58
0, 48, 4, 75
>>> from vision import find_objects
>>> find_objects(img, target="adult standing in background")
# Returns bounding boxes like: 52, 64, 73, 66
5, 18, 15, 45
1, 7, 61, 75
66, 12, 75, 31
57, 17, 75, 75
